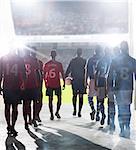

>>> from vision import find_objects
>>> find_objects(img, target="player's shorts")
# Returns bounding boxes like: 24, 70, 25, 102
72, 80, 86, 95
97, 87, 107, 100
115, 90, 133, 105
88, 79, 98, 97
46, 87, 61, 97
107, 91, 116, 103
22, 88, 40, 101
3, 89, 21, 104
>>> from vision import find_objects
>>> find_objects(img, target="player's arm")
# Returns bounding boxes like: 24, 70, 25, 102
60, 63, 65, 89
85, 59, 89, 88
65, 60, 72, 78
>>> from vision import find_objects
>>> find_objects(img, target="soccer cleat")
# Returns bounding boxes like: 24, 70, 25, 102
50, 115, 54, 121
55, 113, 61, 119
96, 114, 100, 121
100, 114, 106, 125
25, 123, 29, 131
90, 110, 95, 120
78, 113, 82, 117
32, 120, 38, 127
73, 110, 76, 116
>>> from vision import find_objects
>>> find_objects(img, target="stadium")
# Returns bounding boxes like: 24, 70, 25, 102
0, 0, 136, 149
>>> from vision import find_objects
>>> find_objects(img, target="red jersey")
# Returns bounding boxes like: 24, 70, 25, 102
0, 54, 25, 90
24, 56, 39, 89
43, 60, 64, 88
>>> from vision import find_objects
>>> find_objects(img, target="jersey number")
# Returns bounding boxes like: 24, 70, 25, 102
49, 68, 56, 78
6, 64, 18, 76
25, 64, 31, 75
120, 67, 129, 80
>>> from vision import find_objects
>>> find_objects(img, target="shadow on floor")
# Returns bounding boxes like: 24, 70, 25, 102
5, 135, 26, 150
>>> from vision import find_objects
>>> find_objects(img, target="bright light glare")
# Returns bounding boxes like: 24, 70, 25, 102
13, 0, 38, 6
0, 41, 10, 57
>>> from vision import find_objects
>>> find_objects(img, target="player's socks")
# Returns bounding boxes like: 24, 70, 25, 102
96, 113, 100, 121
119, 124, 125, 137
100, 114, 106, 125
90, 110, 95, 120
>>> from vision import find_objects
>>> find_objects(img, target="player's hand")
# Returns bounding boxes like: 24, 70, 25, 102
62, 84, 65, 90
0, 87, 3, 95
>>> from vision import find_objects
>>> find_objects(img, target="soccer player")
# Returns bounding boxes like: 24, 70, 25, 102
112, 41, 136, 138
107, 46, 121, 131
95, 47, 111, 125
43, 50, 65, 120
30, 48, 43, 123
23, 49, 40, 130
0, 49, 26, 136
65, 48, 86, 117
85, 45, 102, 120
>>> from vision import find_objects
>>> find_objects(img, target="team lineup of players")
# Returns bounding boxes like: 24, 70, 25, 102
0, 41, 136, 139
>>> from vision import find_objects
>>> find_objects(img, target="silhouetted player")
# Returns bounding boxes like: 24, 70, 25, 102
65, 48, 86, 117
0, 49, 26, 136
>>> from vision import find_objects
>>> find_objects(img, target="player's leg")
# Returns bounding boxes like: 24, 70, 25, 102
23, 100, 30, 130
35, 92, 43, 122
71, 83, 77, 116
11, 103, 18, 136
108, 101, 115, 131
118, 104, 126, 137
88, 79, 96, 120
46, 87, 54, 120
96, 98, 100, 122
49, 96, 54, 120
100, 99, 106, 125
108, 92, 116, 131
122, 104, 131, 138
55, 87, 62, 119
78, 94, 83, 117
5, 103, 11, 134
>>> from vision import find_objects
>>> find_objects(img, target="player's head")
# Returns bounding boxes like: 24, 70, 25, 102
31, 46, 37, 58
51, 50, 57, 60
77, 48, 82, 57
94, 45, 102, 56
120, 41, 129, 54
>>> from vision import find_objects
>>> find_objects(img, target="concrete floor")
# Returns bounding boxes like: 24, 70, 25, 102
0, 97, 136, 150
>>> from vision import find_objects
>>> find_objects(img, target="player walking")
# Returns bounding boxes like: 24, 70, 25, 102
43, 50, 65, 120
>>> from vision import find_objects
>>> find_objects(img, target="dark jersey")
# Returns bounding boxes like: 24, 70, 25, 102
112, 54, 136, 90
24, 56, 39, 89
87, 54, 101, 79
65, 57, 86, 81
0, 54, 26, 90
96, 56, 111, 87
